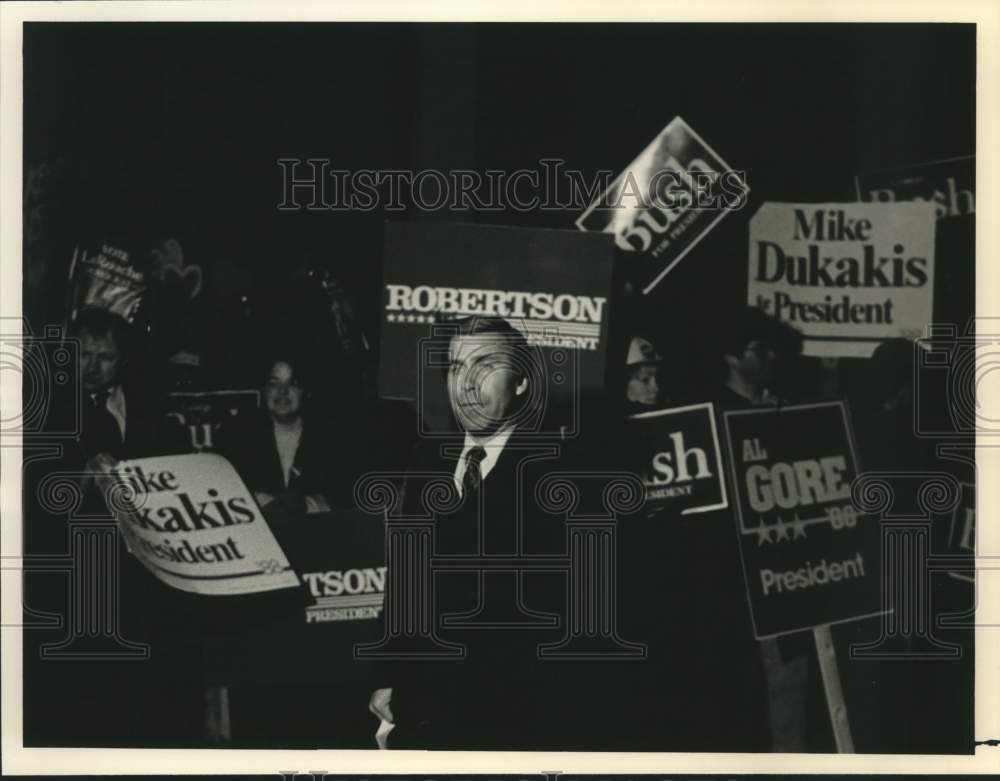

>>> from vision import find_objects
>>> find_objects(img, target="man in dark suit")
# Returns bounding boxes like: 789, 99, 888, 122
370, 315, 569, 750
70, 307, 180, 474
37, 307, 199, 746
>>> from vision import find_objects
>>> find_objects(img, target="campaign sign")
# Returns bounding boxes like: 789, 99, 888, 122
722, 402, 883, 638
748, 202, 937, 358
378, 221, 616, 436
855, 156, 974, 335
201, 508, 385, 688
576, 116, 748, 294
942, 482, 975, 584
164, 389, 260, 453
67, 241, 146, 323
627, 402, 728, 516
290, 511, 387, 626
102, 453, 299, 595
855, 156, 974, 220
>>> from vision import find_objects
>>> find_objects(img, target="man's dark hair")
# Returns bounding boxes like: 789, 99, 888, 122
69, 307, 130, 352
451, 315, 533, 380
720, 306, 802, 358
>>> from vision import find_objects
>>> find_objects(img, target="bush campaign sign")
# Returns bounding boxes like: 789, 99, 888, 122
576, 116, 748, 294
855, 156, 974, 334
721, 402, 884, 638
627, 402, 728, 517
100, 453, 298, 595
164, 389, 260, 453
747, 202, 937, 357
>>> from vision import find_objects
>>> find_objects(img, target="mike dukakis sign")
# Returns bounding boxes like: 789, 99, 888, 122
628, 403, 728, 517
576, 116, 748, 294
101, 453, 298, 595
722, 402, 883, 638
748, 202, 937, 357
379, 221, 615, 433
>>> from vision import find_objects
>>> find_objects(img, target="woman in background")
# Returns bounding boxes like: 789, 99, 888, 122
232, 354, 335, 519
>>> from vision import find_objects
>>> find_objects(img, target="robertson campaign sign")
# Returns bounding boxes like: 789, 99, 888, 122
202, 508, 385, 688
164, 389, 260, 453
855, 156, 974, 334
378, 221, 616, 435
102, 453, 298, 595
748, 202, 937, 357
722, 402, 883, 638
576, 116, 748, 294
627, 403, 728, 517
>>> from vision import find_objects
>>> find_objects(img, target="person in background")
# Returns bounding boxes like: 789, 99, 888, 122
70, 306, 174, 473
37, 307, 199, 746
850, 337, 931, 472
624, 335, 665, 411
230, 355, 336, 519
711, 307, 826, 751
234, 357, 330, 515
164, 347, 207, 392
715, 306, 790, 409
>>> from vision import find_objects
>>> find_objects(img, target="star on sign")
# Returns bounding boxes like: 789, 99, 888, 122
792, 513, 808, 539
387, 313, 396, 323
756, 519, 772, 546
774, 517, 790, 542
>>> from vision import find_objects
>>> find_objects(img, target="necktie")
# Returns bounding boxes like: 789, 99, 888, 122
462, 446, 487, 500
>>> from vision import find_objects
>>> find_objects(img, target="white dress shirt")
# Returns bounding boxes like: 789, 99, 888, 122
453, 425, 515, 496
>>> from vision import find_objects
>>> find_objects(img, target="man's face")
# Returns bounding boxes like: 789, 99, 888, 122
264, 361, 304, 424
79, 331, 122, 394
734, 338, 777, 391
626, 363, 660, 406
448, 334, 526, 436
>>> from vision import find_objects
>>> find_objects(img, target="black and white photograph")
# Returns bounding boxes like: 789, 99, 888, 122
1, 1, 998, 774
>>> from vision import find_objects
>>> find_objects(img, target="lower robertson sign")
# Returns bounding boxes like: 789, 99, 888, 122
722, 402, 883, 638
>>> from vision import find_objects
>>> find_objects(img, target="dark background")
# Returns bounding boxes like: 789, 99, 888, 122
23, 23, 975, 392
20, 23, 976, 752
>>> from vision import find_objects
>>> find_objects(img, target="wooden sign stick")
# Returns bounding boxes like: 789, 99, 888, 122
813, 624, 855, 753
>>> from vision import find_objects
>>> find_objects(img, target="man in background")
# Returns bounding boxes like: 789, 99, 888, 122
70, 306, 181, 476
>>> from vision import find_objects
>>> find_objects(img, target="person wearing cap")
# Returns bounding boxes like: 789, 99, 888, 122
624, 335, 664, 411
